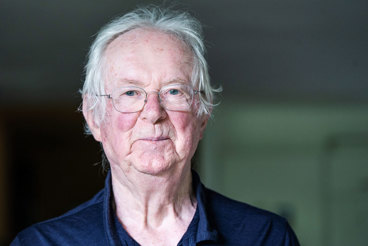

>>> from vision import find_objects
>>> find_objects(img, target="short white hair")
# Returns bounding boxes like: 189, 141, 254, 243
81, 6, 220, 128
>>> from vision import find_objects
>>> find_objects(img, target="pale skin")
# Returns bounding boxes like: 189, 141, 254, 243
83, 28, 208, 245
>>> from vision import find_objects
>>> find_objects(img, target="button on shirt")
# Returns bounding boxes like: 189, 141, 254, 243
11, 171, 300, 246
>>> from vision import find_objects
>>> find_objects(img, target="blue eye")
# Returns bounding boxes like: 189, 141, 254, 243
125, 90, 136, 96
169, 89, 179, 95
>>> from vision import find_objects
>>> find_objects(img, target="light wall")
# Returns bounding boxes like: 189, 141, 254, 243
199, 101, 368, 246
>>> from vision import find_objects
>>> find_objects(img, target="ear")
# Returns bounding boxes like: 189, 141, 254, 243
198, 114, 209, 139
82, 98, 102, 142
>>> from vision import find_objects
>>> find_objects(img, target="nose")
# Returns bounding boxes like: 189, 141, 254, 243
140, 93, 167, 123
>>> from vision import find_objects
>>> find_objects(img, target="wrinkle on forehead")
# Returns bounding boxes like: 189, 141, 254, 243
111, 28, 190, 52
102, 28, 194, 90
105, 28, 193, 65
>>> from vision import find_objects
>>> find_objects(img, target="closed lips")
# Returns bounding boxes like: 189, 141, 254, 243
140, 137, 170, 141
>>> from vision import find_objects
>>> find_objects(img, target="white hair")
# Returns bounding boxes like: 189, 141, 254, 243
81, 6, 221, 128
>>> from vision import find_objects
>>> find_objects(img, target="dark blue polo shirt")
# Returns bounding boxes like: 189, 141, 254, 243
11, 171, 300, 245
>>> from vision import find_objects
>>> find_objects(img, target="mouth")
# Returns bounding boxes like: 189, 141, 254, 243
139, 137, 170, 142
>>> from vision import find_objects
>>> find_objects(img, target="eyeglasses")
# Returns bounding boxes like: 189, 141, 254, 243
98, 84, 201, 113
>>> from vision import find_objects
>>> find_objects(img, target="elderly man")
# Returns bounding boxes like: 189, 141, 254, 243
11, 6, 299, 246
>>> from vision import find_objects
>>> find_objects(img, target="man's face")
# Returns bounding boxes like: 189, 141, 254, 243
87, 29, 207, 176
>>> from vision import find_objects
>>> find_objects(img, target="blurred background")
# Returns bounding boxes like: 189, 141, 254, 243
1, 0, 368, 245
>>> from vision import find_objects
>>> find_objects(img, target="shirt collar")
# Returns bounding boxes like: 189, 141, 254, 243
103, 171, 122, 246
102, 170, 219, 245
191, 171, 219, 243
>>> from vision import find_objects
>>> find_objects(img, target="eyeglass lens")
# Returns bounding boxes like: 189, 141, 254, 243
110, 84, 194, 113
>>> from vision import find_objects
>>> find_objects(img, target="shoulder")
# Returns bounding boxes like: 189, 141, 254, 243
205, 188, 285, 226
11, 190, 107, 246
204, 188, 299, 245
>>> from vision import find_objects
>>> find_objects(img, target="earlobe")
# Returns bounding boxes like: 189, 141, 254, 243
82, 100, 102, 142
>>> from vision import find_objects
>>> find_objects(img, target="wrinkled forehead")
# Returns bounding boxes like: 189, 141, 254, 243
108, 28, 192, 54
101, 28, 195, 87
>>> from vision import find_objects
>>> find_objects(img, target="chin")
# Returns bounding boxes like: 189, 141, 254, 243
133, 156, 176, 176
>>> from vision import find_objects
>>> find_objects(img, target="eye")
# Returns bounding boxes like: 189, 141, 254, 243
169, 89, 180, 95
121, 90, 142, 97
124, 90, 139, 96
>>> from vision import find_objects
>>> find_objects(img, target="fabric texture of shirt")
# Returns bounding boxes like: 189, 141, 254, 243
11, 171, 300, 246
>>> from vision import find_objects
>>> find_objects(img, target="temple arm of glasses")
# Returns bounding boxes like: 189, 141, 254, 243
96, 94, 112, 99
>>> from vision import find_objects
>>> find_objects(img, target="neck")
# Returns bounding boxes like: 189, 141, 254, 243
110, 163, 196, 229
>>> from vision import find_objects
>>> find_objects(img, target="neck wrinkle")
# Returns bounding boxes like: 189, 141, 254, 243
110, 162, 196, 230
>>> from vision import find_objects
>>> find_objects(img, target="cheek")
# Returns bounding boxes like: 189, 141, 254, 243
100, 106, 138, 145
170, 113, 201, 149
102, 91, 138, 133
116, 113, 139, 131
100, 112, 139, 162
